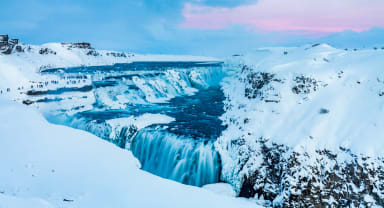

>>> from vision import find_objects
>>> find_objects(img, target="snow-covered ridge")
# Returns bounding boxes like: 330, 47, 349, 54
217, 44, 384, 207
221, 44, 384, 156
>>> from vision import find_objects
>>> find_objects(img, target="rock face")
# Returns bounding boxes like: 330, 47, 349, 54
0, 34, 19, 54
62, 42, 93, 49
236, 139, 384, 207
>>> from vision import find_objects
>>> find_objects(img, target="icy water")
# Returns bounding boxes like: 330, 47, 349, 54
32, 61, 226, 186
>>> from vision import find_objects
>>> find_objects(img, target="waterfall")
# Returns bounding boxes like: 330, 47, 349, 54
131, 127, 221, 187
33, 62, 226, 188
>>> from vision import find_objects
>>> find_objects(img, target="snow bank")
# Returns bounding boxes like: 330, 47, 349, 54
0, 97, 258, 208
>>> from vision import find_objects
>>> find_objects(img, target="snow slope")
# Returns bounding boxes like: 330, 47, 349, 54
216, 44, 384, 206
220, 44, 384, 156
0, 97, 258, 208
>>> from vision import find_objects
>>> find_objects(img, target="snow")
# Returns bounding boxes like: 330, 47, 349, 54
202, 183, 236, 197
3, 40, 384, 206
0, 194, 55, 208
219, 44, 384, 157
106, 114, 175, 139
106, 113, 175, 129
0, 97, 258, 208
216, 44, 384, 194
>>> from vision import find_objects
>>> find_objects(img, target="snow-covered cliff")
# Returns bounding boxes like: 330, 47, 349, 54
217, 44, 384, 207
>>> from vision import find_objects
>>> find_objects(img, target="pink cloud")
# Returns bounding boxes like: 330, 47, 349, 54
181, 0, 384, 35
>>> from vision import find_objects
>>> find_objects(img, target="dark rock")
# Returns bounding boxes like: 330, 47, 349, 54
241, 66, 279, 100
0, 35, 8, 42
0, 35, 19, 54
39, 48, 57, 55
239, 175, 258, 198
106, 52, 127, 58
234, 138, 384, 207
292, 75, 320, 94
15, 45, 24, 52
22, 100, 34, 105
86, 50, 100, 56
63, 42, 93, 49
115, 125, 138, 148
9, 39, 18, 44
319, 108, 329, 114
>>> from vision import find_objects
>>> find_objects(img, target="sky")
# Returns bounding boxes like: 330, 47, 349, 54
1, 0, 384, 56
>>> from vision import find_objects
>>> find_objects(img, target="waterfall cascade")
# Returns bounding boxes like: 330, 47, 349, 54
29, 61, 227, 187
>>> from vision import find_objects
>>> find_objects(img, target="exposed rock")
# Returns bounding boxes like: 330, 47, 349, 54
22, 100, 34, 105
235, 139, 384, 207
292, 75, 320, 94
62, 42, 93, 50
0, 35, 19, 54
0, 34, 8, 42
39, 48, 57, 55
319, 108, 329, 114
241, 66, 281, 100
86, 50, 100, 56
114, 125, 138, 148
106, 52, 127, 58
15, 45, 24, 53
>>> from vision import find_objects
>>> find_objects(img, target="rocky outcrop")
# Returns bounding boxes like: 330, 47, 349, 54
234, 138, 384, 207
106, 52, 128, 58
0, 35, 19, 54
62, 42, 93, 49
241, 65, 282, 102
39, 48, 57, 55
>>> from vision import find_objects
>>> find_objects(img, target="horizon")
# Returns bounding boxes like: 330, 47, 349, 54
1, 0, 384, 56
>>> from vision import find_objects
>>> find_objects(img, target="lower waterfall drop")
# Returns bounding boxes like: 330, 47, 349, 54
131, 127, 221, 187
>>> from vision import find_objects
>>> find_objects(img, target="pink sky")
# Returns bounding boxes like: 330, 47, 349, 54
181, 0, 384, 35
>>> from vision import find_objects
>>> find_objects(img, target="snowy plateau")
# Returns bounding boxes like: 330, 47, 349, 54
0, 41, 384, 208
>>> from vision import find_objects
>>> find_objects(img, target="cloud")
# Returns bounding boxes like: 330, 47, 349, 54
0, 0, 383, 56
318, 27, 384, 48
181, 0, 384, 34
194, 0, 257, 8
